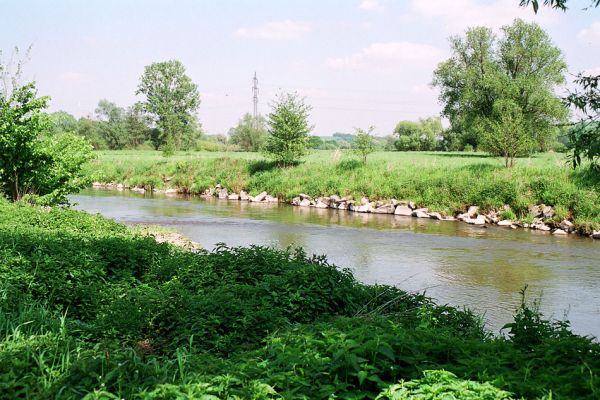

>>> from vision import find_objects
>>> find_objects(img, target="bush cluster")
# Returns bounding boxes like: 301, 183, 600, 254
1, 199, 599, 398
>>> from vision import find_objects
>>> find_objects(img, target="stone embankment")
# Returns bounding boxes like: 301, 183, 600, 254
91, 182, 600, 240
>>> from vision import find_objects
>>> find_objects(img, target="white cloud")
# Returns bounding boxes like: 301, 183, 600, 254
234, 20, 310, 40
411, 0, 559, 33
359, 0, 382, 11
577, 21, 600, 45
326, 42, 445, 71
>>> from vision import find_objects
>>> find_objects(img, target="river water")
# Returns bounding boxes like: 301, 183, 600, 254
72, 189, 600, 338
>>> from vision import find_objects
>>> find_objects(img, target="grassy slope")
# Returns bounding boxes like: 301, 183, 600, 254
1, 199, 599, 399
84, 150, 600, 230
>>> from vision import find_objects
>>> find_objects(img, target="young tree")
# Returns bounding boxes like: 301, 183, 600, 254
264, 92, 312, 166
482, 99, 532, 167
136, 60, 200, 153
0, 83, 93, 204
432, 19, 567, 164
229, 113, 267, 151
352, 126, 377, 163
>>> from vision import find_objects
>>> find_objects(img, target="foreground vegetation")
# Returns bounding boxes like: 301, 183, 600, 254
84, 150, 600, 231
0, 198, 599, 399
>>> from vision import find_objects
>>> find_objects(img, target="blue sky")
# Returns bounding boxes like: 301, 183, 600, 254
2, 0, 599, 135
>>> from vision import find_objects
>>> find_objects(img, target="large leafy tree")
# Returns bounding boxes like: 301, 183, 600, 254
520, 0, 600, 170
229, 113, 267, 152
433, 19, 567, 164
264, 92, 313, 166
136, 60, 200, 153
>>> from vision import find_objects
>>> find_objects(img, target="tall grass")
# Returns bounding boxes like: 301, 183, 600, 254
84, 150, 600, 229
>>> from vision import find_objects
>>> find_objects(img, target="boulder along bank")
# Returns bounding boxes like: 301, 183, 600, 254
91, 182, 600, 240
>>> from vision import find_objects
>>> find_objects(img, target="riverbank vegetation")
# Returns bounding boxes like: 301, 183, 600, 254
83, 150, 600, 231
1, 198, 599, 399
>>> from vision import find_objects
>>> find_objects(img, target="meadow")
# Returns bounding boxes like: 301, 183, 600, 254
1, 198, 599, 399
84, 150, 600, 232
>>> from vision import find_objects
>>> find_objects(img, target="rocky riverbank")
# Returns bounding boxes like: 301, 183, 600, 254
91, 181, 600, 240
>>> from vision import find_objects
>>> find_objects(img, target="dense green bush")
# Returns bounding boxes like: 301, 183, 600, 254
0, 199, 599, 398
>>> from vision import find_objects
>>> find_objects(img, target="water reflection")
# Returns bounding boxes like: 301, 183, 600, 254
72, 189, 600, 337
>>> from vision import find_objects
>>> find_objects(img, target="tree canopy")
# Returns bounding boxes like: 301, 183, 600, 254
136, 60, 201, 153
264, 92, 313, 166
433, 19, 567, 164
229, 113, 267, 152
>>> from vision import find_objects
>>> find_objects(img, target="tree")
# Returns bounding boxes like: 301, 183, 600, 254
124, 102, 151, 148
482, 99, 532, 167
264, 92, 313, 166
49, 111, 78, 134
229, 113, 267, 151
136, 60, 200, 154
432, 19, 567, 165
520, 0, 600, 12
567, 75, 600, 169
95, 99, 127, 150
393, 117, 442, 151
0, 82, 92, 204
519, 0, 600, 170
352, 126, 377, 163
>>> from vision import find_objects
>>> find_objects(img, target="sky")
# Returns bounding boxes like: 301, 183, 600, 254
2, 0, 600, 136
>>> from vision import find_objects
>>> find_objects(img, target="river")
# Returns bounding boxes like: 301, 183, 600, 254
72, 189, 600, 338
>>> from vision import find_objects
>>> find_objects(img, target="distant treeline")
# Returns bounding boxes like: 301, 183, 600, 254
51, 106, 571, 153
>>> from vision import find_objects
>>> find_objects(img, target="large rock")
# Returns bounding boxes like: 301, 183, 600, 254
529, 205, 542, 217
265, 195, 278, 203
534, 223, 551, 232
360, 197, 370, 206
372, 204, 395, 214
240, 191, 250, 201
131, 187, 145, 194
559, 220, 574, 232
92, 181, 104, 187
337, 202, 348, 210
467, 206, 479, 217
218, 188, 228, 199
357, 203, 373, 213
552, 229, 567, 235
542, 205, 554, 218
165, 188, 178, 195
465, 215, 486, 225
252, 191, 268, 202
592, 231, 600, 239
299, 193, 312, 201
428, 212, 443, 220
298, 198, 311, 207
497, 220, 513, 227
228, 193, 240, 200
412, 208, 430, 218
394, 205, 413, 216
315, 200, 329, 208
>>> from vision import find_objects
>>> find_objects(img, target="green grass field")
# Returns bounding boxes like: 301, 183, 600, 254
83, 150, 600, 231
